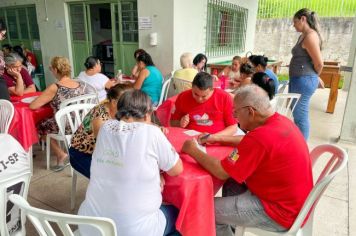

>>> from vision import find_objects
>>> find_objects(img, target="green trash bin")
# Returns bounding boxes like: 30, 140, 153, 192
33, 73, 46, 91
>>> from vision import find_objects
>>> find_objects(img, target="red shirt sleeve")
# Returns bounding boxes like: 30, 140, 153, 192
20, 68, 34, 87
171, 93, 185, 121
221, 134, 266, 183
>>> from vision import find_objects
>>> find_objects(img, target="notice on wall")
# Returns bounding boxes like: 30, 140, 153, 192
33, 41, 41, 50
138, 17, 152, 30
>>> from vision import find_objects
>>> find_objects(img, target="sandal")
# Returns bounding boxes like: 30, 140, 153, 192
51, 159, 70, 172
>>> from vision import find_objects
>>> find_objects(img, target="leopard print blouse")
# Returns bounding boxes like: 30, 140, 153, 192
70, 103, 110, 154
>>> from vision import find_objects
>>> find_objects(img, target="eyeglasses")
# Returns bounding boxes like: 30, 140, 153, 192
233, 105, 256, 116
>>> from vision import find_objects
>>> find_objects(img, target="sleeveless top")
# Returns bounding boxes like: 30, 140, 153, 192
141, 66, 163, 104
289, 35, 317, 77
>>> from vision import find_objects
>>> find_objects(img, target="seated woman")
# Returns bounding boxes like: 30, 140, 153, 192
3, 52, 36, 96
78, 90, 183, 236
251, 72, 276, 101
193, 53, 208, 72
77, 56, 116, 102
30, 56, 85, 171
219, 56, 241, 80
133, 52, 163, 106
171, 52, 198, 95
230, 62, 255, 89
249, 55, 279, 93
12, 45, 35, 75
69, 84, 131, 178
130, 48, 146, 80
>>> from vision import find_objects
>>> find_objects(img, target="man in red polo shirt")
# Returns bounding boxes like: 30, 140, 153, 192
170, 72, 237, 136
182, 84, 313, 235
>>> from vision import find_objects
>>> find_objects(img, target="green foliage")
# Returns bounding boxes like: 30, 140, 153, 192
258, 0, 356, 18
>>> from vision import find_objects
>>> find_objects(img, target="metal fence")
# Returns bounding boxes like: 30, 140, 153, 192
258, 0, 356, 18
206, 0, 248, 58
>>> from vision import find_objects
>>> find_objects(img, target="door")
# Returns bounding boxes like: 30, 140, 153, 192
69, 4, 91, 76
112, 0, 138, 75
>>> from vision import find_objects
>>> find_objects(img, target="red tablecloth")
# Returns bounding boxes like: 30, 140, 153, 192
163, 127, 234, 236
155, 95, 178, 127
8, 92, 53, 151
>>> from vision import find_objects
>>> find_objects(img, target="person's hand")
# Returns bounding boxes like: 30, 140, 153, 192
7, 67, 21, 78
182, 139, 198, 155
198, 133, 215, 145
180, 114, 190, 128
160, 173, 165, 193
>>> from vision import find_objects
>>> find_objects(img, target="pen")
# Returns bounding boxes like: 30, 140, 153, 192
200, 133, 210, 140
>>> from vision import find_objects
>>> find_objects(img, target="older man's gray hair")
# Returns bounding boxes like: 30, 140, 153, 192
234, 84, 272, 113
4, 52, 23, 65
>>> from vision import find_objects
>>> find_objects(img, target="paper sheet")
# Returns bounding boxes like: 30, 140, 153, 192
184, 130, 201, 136
193, 138, 207, 153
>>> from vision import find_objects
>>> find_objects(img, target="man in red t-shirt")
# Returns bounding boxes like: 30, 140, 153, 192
170, 72, 237, 135
3, 53, 35, 96
182, 84, 313, 235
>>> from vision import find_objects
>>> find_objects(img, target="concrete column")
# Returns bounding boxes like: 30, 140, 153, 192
343, 15, 356, 91
340, 47, 356, 143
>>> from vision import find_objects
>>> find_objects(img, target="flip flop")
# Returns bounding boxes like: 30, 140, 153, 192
51, 162, 70, 172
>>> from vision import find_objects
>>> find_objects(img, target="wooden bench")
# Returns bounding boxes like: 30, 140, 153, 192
319, 62, 341, 113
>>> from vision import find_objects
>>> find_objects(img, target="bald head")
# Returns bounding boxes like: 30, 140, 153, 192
234, 84, 272, 115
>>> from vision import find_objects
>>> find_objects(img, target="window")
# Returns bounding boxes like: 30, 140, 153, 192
206, 0, 248, 58
114, 1, 138, 43
0, 6, 40, 40
69, 5, 86, 41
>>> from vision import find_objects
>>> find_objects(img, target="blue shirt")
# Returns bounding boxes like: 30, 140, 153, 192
141, 66, 163, 104
265, 69, 279, 94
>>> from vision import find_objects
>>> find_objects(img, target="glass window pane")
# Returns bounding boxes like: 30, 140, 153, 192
70, 5, 86, 41
7, 9, 19, 39
27, 7, 40, 39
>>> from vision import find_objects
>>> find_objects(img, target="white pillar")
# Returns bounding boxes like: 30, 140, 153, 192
340, 46, 356, 143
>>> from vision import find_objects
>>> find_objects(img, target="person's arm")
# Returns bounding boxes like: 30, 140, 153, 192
199, 133, 244, 146
29, 84, 57, 109
131, 64, 140, 80
166, 158, 183, 176
24, 84, 36, 94
218, 66, 230, 77
303, 32, 323, 75
104, 79, 117, 89
182, 139, 230, 180
214, 124, 237, 136
170, 114, 189, 128
133, 68, 149, 89
92, 117, 106, 138
7, 68, 24, 96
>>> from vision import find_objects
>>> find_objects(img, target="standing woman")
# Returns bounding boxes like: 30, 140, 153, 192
77, 56, 116, 102
289, 8, 323, 140
133, 52, 163, 106
30, 56, 85, 171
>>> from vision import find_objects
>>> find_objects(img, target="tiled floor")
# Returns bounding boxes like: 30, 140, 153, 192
25, 88, 354, 235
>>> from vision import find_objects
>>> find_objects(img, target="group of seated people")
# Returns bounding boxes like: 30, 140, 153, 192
1, 45, 313, 236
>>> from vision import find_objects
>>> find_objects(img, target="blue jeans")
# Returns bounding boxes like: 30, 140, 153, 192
289, 75, 318, 140
69, 147, 92, 179
160, 204, 181, 236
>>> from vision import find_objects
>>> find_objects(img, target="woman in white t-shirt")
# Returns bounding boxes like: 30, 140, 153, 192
77, 56, 116, 101
78, 90, 183, 236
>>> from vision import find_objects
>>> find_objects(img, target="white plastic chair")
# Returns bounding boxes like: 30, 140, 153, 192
277, 80, 289, 94
272, 93, 301, 119
156, 77, 172, 108
235, 144, 348, 236
55, 103, 96, 210
0, 134, 32, 236
0, 99, 14, 133
45, 94, 98, 170
9, 194, 117, 236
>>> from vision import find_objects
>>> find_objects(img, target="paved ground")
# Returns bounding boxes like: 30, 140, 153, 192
25, 88, 355, 235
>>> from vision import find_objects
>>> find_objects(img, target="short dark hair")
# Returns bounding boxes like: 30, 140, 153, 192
12, 45, 28, 66
193, 53, 208, 71
249, 55, 268, 68
133, 48, 146, 59
106, 84, 132, 101
251, 72, 275, 100
240, 63, 255, 75
0, 19, 6, 31
116, 90, 153, 120
192, 72, 213, 90
2, 44, 12, 51
84, 56, 99, 70
136, 52, 154, 66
